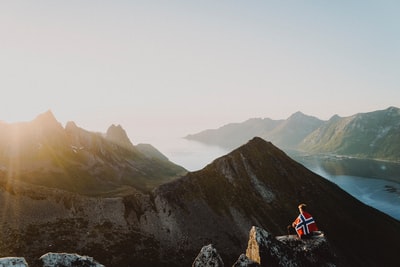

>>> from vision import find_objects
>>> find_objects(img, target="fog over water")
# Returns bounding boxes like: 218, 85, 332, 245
147, 136, 230, 172
151, 138, 400, 221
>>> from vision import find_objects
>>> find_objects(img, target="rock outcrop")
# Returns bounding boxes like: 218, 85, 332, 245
0, 253, 104, 267
192, 244, 224, 267
239, 226, 336, 267
194, 226, 336, 267
0, 257, 29, 267
39, 253, 104, 267
105, 124, 135, 150
232, 254, 260, 267
245, 226, 297, 267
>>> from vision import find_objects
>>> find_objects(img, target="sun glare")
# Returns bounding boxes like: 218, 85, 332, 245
0, 113, 40, 124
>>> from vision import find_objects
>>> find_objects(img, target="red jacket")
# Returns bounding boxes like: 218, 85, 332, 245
293, 211, 318, 237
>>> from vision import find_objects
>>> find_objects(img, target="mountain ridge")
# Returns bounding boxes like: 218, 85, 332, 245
150, 137, 400, 266
0, 111, 187, 195
1, 137, 400, 266
186, 106, 400, 161
299, 106, 400, 160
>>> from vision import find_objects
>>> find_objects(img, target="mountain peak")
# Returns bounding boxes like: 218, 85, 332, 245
33, 110, 61, 127
228, 136, 283, 159
329, 114, 341, 120
106, 124, 135, 150
287, 111, 322, 122
65, 121, 79, 131
289, 111, 306, 118
385, 106, 400, 116
156, 132, 400, 266
245, 136, 270, 146
30, 110, 64, 137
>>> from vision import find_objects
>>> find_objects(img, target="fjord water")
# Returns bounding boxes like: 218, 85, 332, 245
152, 138, 400, 220
291, 154, 400, 220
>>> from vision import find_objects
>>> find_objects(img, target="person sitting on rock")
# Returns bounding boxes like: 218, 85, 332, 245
292, 203, 318, 238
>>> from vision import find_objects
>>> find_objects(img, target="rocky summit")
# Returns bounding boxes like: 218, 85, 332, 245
0, 125, 400, 266
194, 226, 336, 267
244, 226, 336, 267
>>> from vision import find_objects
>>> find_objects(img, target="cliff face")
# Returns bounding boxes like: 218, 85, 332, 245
1, 137, 400, 267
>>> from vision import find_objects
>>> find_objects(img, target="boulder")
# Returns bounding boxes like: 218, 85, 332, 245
275, 232, 337, 267
0, 257, 29, 267
192, 244, 224, 267
232, 254, 260, 267
39, 253, 104, 267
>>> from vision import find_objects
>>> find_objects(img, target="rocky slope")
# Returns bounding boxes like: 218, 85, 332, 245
299, 106, 400, 160
1, 137, 400, 266
0, 111, 186, 195
150, 137, 400, 266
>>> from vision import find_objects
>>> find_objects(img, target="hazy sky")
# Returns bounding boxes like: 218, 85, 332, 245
1, 1, 399, 142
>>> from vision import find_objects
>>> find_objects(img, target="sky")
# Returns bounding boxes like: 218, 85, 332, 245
1, 0, 399, 143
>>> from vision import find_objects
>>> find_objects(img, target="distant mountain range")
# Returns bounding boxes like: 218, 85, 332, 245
0, 110, 186, 195
185, 106, 400, 161
1, 136, 399, 266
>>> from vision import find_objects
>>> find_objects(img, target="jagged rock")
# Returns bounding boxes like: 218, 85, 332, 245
245, 226, 336, 267
0, 257, 29, 267
275, 233, 336, 267
232, 254, 260, 267
246, 226, 297, 267
39, 253, 104, 267
192, 244, 224, 267
106, 124, 135, 150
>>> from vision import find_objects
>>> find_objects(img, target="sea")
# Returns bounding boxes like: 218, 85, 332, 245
148, 137, 400, 221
